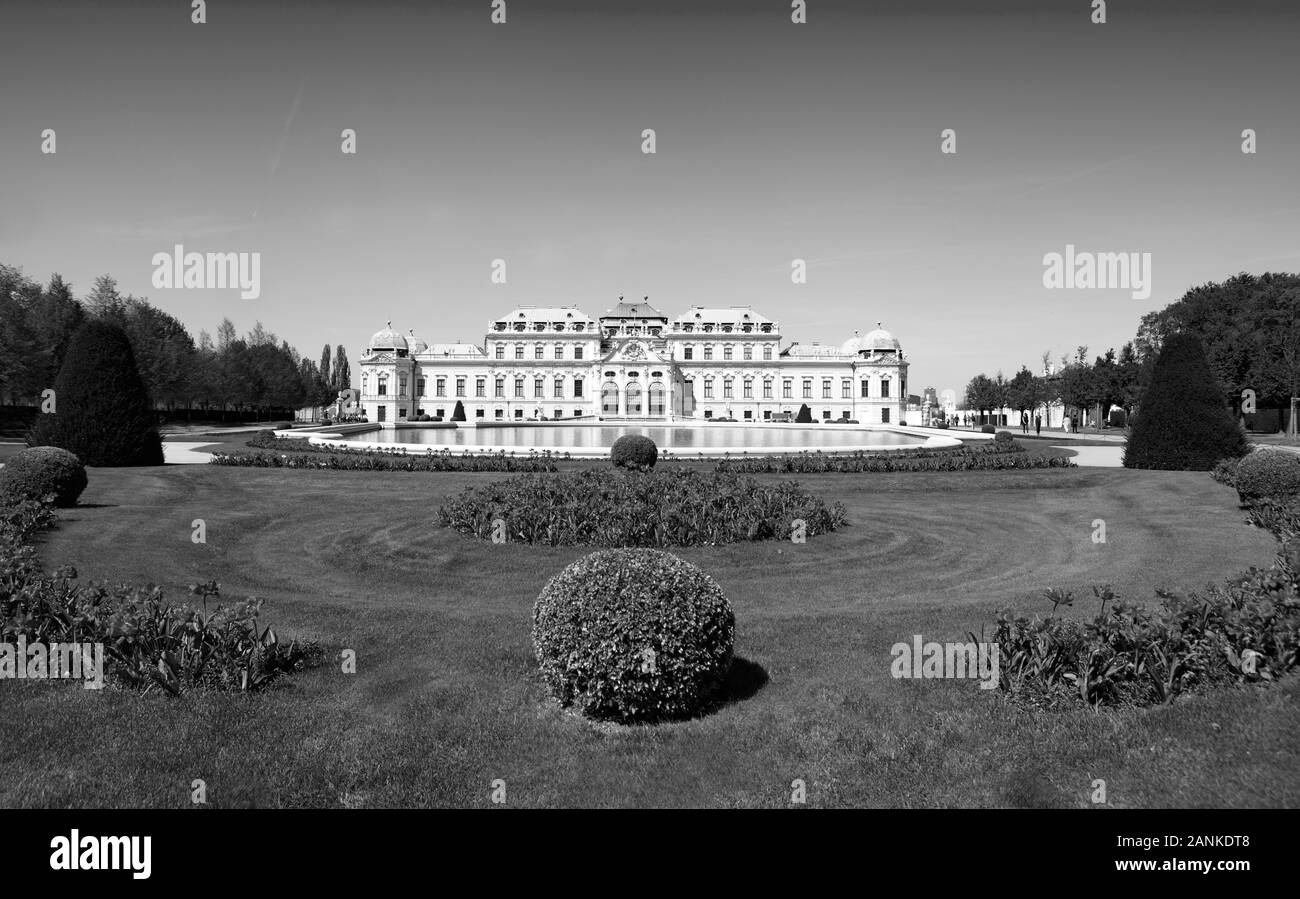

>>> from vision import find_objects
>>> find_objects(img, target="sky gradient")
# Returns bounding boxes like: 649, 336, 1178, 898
2, 0, 1297, 395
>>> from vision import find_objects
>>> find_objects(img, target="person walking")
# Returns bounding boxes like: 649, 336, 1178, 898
1021, 411, 1029, 434
1034, 413, 1041, 436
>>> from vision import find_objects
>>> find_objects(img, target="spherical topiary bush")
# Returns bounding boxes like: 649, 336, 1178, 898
533, 548, 735, 723
1235, 448, 1300, 502
0, 446, 88, 507
981, 424, 996, 434
610, 434, 658, 471
994, 430, 1015, 445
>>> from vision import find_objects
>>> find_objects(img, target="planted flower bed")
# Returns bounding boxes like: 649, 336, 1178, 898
438, 467, 847, 546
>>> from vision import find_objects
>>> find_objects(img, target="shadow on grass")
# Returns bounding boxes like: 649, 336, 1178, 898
704, 655, 770, 713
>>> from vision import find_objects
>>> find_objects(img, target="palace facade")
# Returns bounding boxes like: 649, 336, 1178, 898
358, 298, 910, 425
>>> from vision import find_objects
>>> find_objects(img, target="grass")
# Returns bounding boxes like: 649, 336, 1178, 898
1, 463, 1296, 808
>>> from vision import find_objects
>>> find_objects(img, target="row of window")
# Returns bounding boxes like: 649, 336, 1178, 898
681, 344, 776, 362
684, 377, 896, 400
696, 408, 892, 422
493, 343, 591, 361
376, 405, 890, 423
372, 375, 588, 400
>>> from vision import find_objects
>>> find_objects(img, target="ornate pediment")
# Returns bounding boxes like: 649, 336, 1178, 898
604, 339, 670, 365
367, 352, 396, 364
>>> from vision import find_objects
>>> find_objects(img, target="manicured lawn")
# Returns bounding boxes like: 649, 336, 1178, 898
1, 463, 1296, 808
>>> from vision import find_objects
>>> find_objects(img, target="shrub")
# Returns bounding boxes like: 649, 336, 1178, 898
981, 424, 995, 434
438, 467, 847, 546
796, 404, 813, 423
0, 446, 87, 507
533, 549, 735, 723
215, 446, 561, 473
0, 495, 321, 693
1123, 333, 1249, 470
714, 444, 1073, 474
994, 430, 1015, 445
451, 401, 466, 422
898, 419, 907, 426
1209, 456, 1241, 488
1235, 448, 1300, 502
26, 319, 164, 466
610, 434, 658, 471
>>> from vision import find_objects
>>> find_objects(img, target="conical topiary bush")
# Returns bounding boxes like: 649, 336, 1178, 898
1122, 332, 1248, 470
27, 319, 164, 466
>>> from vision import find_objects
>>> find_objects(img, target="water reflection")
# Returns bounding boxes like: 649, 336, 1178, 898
343, 425, 924, 450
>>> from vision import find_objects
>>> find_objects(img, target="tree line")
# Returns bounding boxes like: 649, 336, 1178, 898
964, 272, 1300, 425
0, 264, 350, 419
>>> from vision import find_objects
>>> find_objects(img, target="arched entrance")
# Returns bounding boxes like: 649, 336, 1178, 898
625, 382, 643, 416
601, 381, 619, 415
648, 381, 665, 417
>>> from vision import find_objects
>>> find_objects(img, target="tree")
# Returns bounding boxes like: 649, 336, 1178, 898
333, 345, 351, 390
319, 344, 332, 388
1005, 367, 1037, 419
795, 403, 812, 423
452, 400, 466, 422
27, 319, 164, 465
1122, 333, 1249, 470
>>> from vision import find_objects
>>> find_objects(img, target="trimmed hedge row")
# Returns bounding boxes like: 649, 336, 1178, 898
211, 448, 562, 473
438, 467, 848, 546
714, 444, 1073, 474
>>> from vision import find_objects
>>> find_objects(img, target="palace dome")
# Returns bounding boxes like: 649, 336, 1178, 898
862, 323, 901, 353
368, 322, 407, 351
407, 329, 428, 354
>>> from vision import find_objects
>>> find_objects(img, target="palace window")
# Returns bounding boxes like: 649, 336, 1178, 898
574, 378, 584, 398
861, 380, 870, 398
554, 343, 564, 359
763, 379, 773, 399
554, 378, 564, 398
683, 346, 693, 360
535, 344, 544, 360
574, 346, 584, 360
399, 375, 407, 397
514, 378, 524, 398
763, 346, 773, 361
822, 380, 831, 399
476, 378, 486, 398
723, 345, 733, 361
723, 378, 734, 399
822, 410, 831, 420
783, 379, 793, 399
515, 344, 524, 360
456, 377, 465, 397
841, 379, 851, 399
534, 378, 544, 398
743, 410, 753, 420
803, 380, 812, 399
476, 408, 485, 418
436, 378, 446, 397
743, 345, 752, 361
417, 377, 426, 397
882, 408, 891, 423
704, 377, 715, 399
495, 344, 504, 360
881, 379, 891, 398
743, 379, 753, 399
495, 409, 504, 419
378, 379, 387, 397
703, 345, 713, 361
495, 377, 505, 398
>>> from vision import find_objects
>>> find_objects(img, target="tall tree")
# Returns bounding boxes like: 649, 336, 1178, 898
333, 344, 351, 390
319, 344, 332, 388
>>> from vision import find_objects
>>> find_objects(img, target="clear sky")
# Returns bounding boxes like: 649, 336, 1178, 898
2, 0, 1297, 395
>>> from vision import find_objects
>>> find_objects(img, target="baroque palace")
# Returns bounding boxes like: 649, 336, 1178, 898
358, 298, 909, 425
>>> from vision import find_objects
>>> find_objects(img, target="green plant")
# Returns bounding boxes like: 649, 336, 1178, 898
215, 446, 562, 472
438, 467, 847, 546
1209, 456, 1242, 488
26, 319, 164, 466
0, 446, 87, 507
981, 424, 996, 434
1235, 448, 1300, 502
533, 548, 735, 723
610, 434, 658, 471
994, 430, 1015, 445
796, 404, 813, 424
1123, 333, 1249, 470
